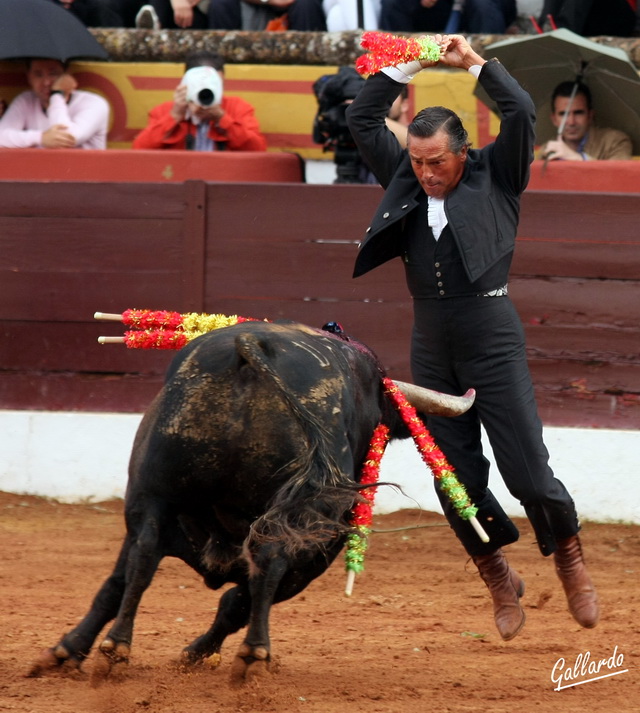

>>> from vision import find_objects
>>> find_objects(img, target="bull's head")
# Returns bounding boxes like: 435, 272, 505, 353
320, 321, 474, 419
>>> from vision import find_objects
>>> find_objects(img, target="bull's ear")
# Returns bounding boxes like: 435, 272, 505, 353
392, 380, 475, 418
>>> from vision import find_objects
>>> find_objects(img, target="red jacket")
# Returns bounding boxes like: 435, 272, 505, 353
133, 96, 266, 151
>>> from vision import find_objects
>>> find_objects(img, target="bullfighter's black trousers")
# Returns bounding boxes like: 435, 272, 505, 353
410, 294, 580, 557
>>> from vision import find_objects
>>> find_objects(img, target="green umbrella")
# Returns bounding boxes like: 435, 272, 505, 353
474, 28, 640, 154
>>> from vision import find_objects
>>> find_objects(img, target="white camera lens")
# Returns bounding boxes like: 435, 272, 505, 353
182, 66, 224, 107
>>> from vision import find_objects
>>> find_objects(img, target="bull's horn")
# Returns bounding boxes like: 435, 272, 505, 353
392, 380, 475, 418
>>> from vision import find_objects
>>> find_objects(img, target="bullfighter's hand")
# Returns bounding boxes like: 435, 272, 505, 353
542, 138, 583, 161
416, 34, 449, 69
437, 34, 486, 71
171, 84, 189, 122
41, 124, 76, 148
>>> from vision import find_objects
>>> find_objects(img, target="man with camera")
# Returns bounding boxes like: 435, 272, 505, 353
133, 51, 266, 151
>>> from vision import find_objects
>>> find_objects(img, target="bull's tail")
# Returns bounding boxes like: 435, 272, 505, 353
234, 332, 358, 560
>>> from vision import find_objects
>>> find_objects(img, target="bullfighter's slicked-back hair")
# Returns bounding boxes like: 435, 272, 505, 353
408, 106, 471, 155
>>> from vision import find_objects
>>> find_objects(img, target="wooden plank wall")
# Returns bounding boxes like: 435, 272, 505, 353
513, 191, 640, 428
1, 181, 639, 429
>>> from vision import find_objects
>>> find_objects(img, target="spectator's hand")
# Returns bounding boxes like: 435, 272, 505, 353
188, 102, 225, 125
542, 138, 583, 161
171, 0, 195, 27
171, 84, 189, 122
420, 0, 439, 7
51, 73, 78, 102
42, 124, 76, 148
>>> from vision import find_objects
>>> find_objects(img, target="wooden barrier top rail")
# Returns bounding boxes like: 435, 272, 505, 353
0, 148, 305, 183
0, 150, 638, 191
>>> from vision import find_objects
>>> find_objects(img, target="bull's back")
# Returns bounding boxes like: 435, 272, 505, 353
128, 322, 380, 503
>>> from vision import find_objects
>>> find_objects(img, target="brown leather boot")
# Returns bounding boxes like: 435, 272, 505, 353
473, 550, 526, 641
554, 535, 599, 628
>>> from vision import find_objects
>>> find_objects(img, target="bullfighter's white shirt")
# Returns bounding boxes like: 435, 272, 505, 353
427, 196, 447, 240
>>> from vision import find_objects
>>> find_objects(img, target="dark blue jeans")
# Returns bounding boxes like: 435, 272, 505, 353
379, 0, 517, 34
149, 0, 210, 28
208, 0, 326, 30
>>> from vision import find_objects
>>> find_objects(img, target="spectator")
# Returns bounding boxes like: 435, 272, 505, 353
0, 59, 109, 149
135, 3, 162, 26
540, 81, 632, 161
47, 0, 124, 26
379, 0, 517, 34
323, 0, 381, 30
137, 0, 212, 28
207, 0, 327, 30
52, 0, 152, 27
538, 0, 636, 37
133, 50, 266, 151
386, 83, 410, 148
104, 1, 150, 26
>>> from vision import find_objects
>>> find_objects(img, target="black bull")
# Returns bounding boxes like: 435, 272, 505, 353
30, 321, 474, 683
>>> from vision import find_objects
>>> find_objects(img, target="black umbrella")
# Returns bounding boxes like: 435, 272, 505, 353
0, 0, 108, 62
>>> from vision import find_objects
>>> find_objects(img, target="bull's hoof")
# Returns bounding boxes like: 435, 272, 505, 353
229, 644, 271, 685
26, 645, 74, 678
27, 645, 82, 677
177, 649, 222, 670
89, 639, 131, 687
177, 649, 201, 669
27, 647, 64, 677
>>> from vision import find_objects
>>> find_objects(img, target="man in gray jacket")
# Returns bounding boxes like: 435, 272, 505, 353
346, 34, 599, 640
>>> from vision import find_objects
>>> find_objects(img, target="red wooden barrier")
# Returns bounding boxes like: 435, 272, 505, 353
527, 160, 640, 193
1, 178, 639, 429
0, 151, 637, 191
0, 149, 305, 183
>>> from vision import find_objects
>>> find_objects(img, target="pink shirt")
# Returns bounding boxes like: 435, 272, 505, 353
0, 90, 109, 149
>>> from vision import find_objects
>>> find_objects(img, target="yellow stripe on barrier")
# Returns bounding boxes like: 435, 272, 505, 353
1, 61, 499, 157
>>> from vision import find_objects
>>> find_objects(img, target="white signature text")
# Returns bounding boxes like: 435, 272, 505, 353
551, 645, 628, 691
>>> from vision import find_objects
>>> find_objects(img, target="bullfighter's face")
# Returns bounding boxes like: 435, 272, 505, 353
407, 129, 467, 200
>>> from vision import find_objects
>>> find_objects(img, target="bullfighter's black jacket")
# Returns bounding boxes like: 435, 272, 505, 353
346, 59, 536, 283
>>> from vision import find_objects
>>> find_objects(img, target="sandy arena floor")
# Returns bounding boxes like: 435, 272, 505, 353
1, 491, 637, 712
